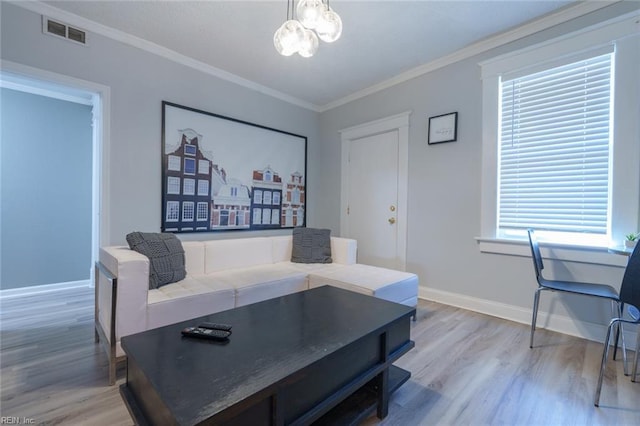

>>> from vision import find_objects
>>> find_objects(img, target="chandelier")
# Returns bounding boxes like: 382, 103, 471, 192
274, 0, 343, 58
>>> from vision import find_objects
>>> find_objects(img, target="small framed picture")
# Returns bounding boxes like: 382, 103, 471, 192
428, 112, 458, 144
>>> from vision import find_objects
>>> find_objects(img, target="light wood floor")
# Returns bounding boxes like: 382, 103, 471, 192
1, 287, 638, 425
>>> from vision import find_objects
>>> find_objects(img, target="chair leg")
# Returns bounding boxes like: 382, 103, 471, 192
613, 302, 621, 361
632, 326, 640, 383
530, 288, 542, 349
614, 302, 628, 376
595, 319, 618, 406
612, 302, 627, 362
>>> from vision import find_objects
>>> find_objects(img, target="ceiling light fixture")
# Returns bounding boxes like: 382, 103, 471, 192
274, 0, 342, 58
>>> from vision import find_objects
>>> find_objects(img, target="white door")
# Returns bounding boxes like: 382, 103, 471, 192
340, 112, 410, 270
346, 131, 400, 268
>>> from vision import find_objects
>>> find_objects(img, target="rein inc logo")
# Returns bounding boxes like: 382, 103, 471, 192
0, 418, 35, 424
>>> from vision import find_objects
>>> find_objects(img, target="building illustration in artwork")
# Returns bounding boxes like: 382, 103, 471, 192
210, 176, 251, 229
163, 129, 213, 232
250, 166, 283, 229
281, 171, 305, 227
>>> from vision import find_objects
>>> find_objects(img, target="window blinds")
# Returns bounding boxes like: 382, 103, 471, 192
498, 53, 612, 234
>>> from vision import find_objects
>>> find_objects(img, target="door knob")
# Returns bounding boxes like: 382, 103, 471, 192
388, 217, 396, 224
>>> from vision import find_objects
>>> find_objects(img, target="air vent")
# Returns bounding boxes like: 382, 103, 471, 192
67, 27, 86, 44
47, 19, 66, 37
42, 16, 88, 46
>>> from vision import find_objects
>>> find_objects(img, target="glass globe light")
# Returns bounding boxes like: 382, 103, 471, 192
296, 0, 324, 29
316, 7, 342, 43
298, 29, 319, 58
274, 20, 305, 56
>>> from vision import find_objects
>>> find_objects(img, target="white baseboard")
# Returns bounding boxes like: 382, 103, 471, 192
0, 279, 91, 299
419, 287, 638, 348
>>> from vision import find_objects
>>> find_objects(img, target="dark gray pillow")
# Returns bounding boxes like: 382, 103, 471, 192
126, 232, 186, 289
291, 228, 332, 264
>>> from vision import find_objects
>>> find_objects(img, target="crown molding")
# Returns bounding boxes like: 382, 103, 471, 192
11, 1, 321, 112
11, 1, 623, 114
317, 1, 621, 112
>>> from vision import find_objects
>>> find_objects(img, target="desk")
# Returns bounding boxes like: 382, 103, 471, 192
608, 245, 635, 256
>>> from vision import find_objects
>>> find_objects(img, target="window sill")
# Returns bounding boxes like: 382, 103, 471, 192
475, 237, 628, 268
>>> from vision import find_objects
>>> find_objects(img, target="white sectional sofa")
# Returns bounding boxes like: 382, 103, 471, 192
95, 235, 418, 385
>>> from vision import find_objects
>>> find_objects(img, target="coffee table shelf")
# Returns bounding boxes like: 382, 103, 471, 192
313, 365, 411, 426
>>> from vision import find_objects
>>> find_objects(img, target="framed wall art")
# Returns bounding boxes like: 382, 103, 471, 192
428, 112, 458, 144
161, 101, 307, 233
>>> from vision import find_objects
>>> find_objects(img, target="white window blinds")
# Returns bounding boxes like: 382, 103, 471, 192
498, 53, 612, 235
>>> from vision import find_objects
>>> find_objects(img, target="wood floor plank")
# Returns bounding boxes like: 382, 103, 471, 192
1, 287, 639, 425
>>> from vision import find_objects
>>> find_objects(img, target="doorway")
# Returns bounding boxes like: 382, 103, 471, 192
0, 62, 109, 294
340, 112, 411, 270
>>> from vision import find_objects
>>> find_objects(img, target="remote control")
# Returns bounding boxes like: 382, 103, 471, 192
199, 322, 232, 332
181, 326, 231, 341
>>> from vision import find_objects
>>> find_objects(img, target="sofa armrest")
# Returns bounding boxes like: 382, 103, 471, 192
98, 246, 150, 342
330, 237, 357, 265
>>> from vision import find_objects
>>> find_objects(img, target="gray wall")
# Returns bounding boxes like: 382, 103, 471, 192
0, 88, 93, 289
318, 2, 639, 333
0, 2, 319, 246
2, 1, 638, 339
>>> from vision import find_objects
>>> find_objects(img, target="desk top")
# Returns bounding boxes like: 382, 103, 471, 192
608, 245, 634, 256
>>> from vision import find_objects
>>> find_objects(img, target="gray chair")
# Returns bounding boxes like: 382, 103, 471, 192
527, 229, 622, 351
594, 242, 640, 406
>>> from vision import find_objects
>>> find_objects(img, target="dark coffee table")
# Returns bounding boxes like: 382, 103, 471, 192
120, 285, 415, 425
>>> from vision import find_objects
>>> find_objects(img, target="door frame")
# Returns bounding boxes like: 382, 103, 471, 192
339, 111, 411, 270
1, 60, 111, 286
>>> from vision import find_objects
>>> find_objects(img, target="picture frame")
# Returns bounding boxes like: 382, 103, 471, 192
161, 101, 307, 233
428, 112, 458, 144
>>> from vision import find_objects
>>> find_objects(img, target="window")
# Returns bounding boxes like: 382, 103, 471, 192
263, 191, 272, 205
480, 16, 639, 249
497, 53, 612, 243
220, 209, 229, 226
197, 202, 208, 221
184, 144, 197, 156
167, 155, 180, 171
198, 159, 209, 175
254, 190, 263, 204
183, 178, 195, 196
197, 180, 209, 196
271, 209, 280, 225
184, 158, 196, 175
182, 202, 194, 221
296, 207, 304, 226
167, 177, 180, 194
238, 210, 247, 226
166, 201, 179, 222
262, 208, 271, 225
273, 192, 281, 205
253, 208, 262, 224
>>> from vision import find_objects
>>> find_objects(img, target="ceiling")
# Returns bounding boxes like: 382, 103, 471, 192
40, 0, 586, 110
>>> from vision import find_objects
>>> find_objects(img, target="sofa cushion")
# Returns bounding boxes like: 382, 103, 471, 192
201, 264, 309, 307
291, 228, 332, 263
147, 277, 235, 331
182, 241, 205, 275
126, 232, 186, 289
308, 264, 419, 305
204, 238, 273, 273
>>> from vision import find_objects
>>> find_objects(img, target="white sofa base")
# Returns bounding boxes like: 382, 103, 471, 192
95, 235, 419, 385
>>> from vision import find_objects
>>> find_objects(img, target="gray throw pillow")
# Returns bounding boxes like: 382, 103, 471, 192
291, 228, 332, 264
126, 232, 186, 289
